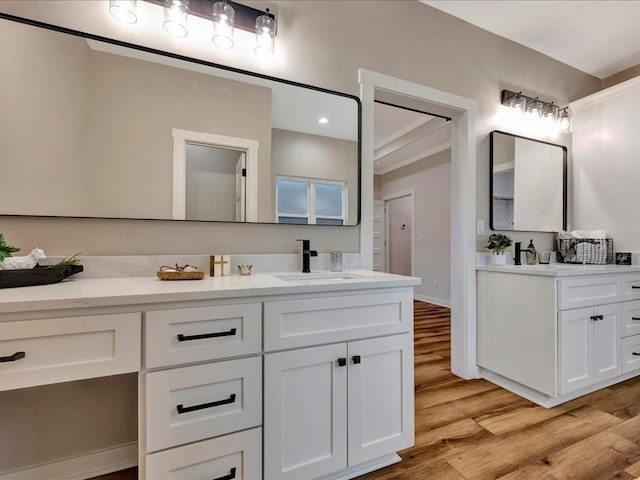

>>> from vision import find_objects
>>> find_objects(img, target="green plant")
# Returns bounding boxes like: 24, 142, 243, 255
50, 253, 82, 267
0, 234, 20, 261
486, 233, 513, 255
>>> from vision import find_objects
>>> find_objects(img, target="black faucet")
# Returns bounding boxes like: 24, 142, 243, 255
297, 239, 318, 273
514, 241, 535, 265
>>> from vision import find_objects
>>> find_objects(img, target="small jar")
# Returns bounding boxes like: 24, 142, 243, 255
329, 248, 343, 272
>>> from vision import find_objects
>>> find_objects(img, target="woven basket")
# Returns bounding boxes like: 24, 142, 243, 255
157, 270, 204, 281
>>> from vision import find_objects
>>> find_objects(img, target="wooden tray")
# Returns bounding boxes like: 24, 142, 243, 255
0, 265, 84, 289
157, 270, 205, 281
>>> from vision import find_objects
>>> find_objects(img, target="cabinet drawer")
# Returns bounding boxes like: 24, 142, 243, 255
145, 427, 261, 480
622, 336, 640, 374
145, 303, 261, 368
264, 291, 413, 351
0, 313, 140, 392
146, 356, 261, 452
558, 276, 621, 310
622, 300, 640, 338
621, 274, 640, 301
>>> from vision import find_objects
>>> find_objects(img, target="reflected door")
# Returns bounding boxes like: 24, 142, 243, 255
386, 195, 412, 276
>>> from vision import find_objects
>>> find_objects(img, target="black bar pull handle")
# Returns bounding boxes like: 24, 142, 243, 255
633, 352, 640, 357
632, 286, 640, 289
337, 357, 347, 367
632, 317, 640, 321
0, 351, 25, 363
177, 328, 237, 342
590, 315, 603, 321
212, 467, 237, 480
177, 393, 236, 414
352, 355, 361, 364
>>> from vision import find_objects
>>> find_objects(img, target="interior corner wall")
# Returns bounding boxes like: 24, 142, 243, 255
378, 149, 451, 306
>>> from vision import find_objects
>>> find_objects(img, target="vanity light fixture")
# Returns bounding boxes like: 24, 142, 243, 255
131, 0, 277, 57
501, 90, 571, 134
109, 0, 138, 24
163, 0, 189, 37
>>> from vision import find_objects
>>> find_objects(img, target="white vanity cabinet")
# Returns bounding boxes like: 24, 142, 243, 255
263, 291, 415, 480
478, 266, 640, 407
0, 271, 418, 480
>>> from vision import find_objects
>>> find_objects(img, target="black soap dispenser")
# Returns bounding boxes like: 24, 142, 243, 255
525, 239, 537, 265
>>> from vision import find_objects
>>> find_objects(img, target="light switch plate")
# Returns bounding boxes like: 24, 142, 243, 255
477, 220, 485, 236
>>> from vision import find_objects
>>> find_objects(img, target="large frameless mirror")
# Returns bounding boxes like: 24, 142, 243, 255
0, 15, 360, 225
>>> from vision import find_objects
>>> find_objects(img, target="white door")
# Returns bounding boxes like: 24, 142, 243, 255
372, 200, 386, 271
593, 303, 621, 383
559, 307, 593, 394
235, 152, 246, 222
264, 344, 347, 480
347, 334, 414, 466
386, 195, 412, 276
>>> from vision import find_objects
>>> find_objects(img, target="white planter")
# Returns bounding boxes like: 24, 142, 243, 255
491, 253, 507, 266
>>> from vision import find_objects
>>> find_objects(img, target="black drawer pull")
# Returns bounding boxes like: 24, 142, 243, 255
352, 355, 361, 365
212, 467, 237, 480
337, 357, 347, 367
632, 317, 640, 321
633, 352, 640, 357
0, 351, 25, 363
177, 328, 237, 342
177, 393, 236, 414
633, 286, 640, 289
590, 315, 604, 321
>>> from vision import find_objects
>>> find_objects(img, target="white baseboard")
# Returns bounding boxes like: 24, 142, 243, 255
414, 294, 451, 308
0, 442, 137, 480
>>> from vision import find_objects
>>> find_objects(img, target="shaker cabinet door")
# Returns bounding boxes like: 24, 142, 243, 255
559, 308, 593, 394
264, 343, 347, 480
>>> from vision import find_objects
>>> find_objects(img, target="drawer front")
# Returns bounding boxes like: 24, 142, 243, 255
0, 313, 140, 392
621, 274, 640, 301
146, 356, 262, 452
145, 303, 261, 368
558, 276, 621, 310
622, 335, 640, 374
622, 300, 640, 338
264, 291, 413, 351
145, 427, 261, 480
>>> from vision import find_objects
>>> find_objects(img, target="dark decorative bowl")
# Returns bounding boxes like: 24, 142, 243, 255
0, 265, 83, 289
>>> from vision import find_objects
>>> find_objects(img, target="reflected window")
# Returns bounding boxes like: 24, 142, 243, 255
276, 176, 346, 225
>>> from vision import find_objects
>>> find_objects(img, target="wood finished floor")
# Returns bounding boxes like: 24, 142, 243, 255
93, 301, 640, 480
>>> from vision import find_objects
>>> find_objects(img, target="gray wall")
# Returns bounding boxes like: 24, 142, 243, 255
378, 149, 452, 305
0, 0, 599, 257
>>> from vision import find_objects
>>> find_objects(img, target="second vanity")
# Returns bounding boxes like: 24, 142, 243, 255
0, 270, 419, 480
477, 263, 640, 407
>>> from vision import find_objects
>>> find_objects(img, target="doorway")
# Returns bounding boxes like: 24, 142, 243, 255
383, 191, 414, 276
360, 69, 478, 379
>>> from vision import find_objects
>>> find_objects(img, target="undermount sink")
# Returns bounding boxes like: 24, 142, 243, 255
274, 272, 368, 282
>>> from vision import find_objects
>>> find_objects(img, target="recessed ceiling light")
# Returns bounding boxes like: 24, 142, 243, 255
318, 117, 329, 124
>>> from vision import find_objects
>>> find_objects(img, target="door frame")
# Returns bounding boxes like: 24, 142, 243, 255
382, 189, 415, 276
359, 69, 478, 379
172, 129, 259, 222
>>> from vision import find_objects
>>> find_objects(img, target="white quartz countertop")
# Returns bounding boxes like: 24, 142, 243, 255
0, 270, 420, 314
477, 264, 640, 277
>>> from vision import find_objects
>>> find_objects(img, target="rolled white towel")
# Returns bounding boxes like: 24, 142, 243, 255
571, 229, 608, 239
576, 242, 596, 264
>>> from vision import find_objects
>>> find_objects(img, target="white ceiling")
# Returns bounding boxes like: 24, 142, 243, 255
422, 0, 640, 79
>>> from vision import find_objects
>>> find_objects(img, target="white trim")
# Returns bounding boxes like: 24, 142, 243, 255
316, 453, 400, 480
382, 189, 415, 276
374, 115, 433, 150
570, 74, 640, 112
0, 443, 137, 480
171, 129, 259, 222
375, 141, 451, 176
359, 69, 478, 379
414, 294, 451, 309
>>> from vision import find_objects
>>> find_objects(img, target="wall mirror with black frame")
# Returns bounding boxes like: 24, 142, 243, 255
0, 15, 360, 226
490, 130, 567, 232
